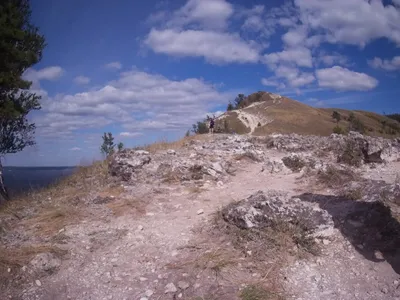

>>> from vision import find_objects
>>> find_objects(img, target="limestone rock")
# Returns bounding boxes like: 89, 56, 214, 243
30, 253, 61, 273
165, 282, 177, 293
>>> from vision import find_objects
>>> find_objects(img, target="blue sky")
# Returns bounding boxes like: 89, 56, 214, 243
4, 0, 400, 166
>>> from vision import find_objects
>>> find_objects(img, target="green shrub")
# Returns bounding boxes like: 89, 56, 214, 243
337, 140, 363, 167
333, 126, 345, 135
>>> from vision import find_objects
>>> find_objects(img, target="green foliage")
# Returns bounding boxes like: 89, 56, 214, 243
100, 132, 115, 157
0, 0, 46, 156
185, 130, 190, 137
332, 111, 341, 124
348, 114, 365, 134
333, 125, 345, 135
337, 140, 363, 167
387, 113, 400, 123
117, 142, 124, 152
234, 94, 246, 109
192, 121, 208, 134
227, 102, 234, 111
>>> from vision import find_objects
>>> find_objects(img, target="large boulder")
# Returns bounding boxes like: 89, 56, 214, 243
222, 191, 333, 234
109, 149, 151, 181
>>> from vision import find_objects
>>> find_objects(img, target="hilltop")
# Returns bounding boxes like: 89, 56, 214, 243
215, 91, 400, 137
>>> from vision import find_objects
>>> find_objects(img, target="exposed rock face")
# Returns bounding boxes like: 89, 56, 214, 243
108, 133, 400, 185
109, 149, 151, 181
221, 191, 333, 234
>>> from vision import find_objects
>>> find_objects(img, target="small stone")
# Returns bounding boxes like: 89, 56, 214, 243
178, 281, 190, 290
178, 293, 183, 298
140, 298, 148, 300
137, 225, 144, 231
167, 149, 176, 155
35, 280, 42, 287
197, 209, 204, 215
382, 287, 389, 294
7, 268, 11, 273
394, 280, 399, 286
145, 290, 154, 297
165, 283, 177, 293
322, 239, 331, 245
139, 277, 148, 282
21, 266, 27, 272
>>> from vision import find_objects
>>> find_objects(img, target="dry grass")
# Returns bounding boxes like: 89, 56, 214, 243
106, 197, 146, 217
0, 244, 67, 269
240, 285, 284, 300
340, 188, 363, 200
337, 140, 363, 167
23, 205, 82, 237
143, 135, 211, 154
317, 165, 358, 188
282, 156, 306, 172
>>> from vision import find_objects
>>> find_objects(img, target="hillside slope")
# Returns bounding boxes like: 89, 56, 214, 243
216, 92, 400, 137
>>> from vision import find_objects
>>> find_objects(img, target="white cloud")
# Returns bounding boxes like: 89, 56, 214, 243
73, 76, 91, 85
261, 78, 285, 89
316, 66, 379, 91
105, 61, 122, 70
168, 0, 234, 30
394, 0, 400, 7
318, 53, 349, 66
69, 147, 81, 151
295, 0, 400, 47
24, 66, 64, 82
36, 69, 230, 138
282, 27, 308, 47
119, 132, 143, 137
263, 47, 313, 68
369, 56, 400, 71
273, 65, 315, 87
145, 29, 260, 64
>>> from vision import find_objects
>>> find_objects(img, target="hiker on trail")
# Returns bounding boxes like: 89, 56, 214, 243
209, 117, 215, 134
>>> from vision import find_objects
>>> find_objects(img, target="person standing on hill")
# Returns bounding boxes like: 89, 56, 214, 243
209, 117, 215, 134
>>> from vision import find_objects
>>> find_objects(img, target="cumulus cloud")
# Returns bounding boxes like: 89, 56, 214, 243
145, 29, 260, 64
369, 56, 400, 71
104, 61, 122, 70
168, 0, 234, 30
24, 66, 64, 83
263, 47, 313, 68
295, 0, 400, 47
73, 76, 90, 85
69, 147, 81, 151
36, 69, 230, 138
120, 132, 144, 137
316, 66, 379, 91
318, 53, 349, 66
261, 78, 285, 89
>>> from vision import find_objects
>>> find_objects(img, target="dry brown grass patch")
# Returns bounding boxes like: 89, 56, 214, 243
0, 244, 67, 269
23, 205, 82, 237
240, 285, 285, 300
317, 165, 358, 188
143, 135, 212, 154
106, 197, 146, 216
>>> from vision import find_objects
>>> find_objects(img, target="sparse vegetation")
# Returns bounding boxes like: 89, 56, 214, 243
348, 113, 366, 134
100, 132, 116, 157
332, 111, 341, 124
192, 120, 209, 134
337, 139, 363, 167
387, 113, 400, 123
282, 156, 306, 172
333, 125, 346, 135
240, 285, 283, 300
117, 142, 124, 152
341, 188, 363, 200
317, 165, 357, 188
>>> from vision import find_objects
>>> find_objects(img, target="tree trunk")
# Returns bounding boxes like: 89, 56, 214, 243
0, 159, 9, 203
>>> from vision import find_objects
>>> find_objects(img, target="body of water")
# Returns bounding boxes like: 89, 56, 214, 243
3, 166, 75, 195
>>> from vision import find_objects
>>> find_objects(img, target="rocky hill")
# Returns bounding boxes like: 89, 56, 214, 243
215, 91, 400, 137
1, 132, 400, 299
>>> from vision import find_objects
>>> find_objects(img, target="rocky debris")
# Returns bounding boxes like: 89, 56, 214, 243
92, 195, 115, 204
30, 252, 61, 274
109, 149, 151, 181
178, 281, 190, 290
222, 190, 333, 235
282, 155, 306, 172
262, 158, 289, 174
165, 282, 178, 293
